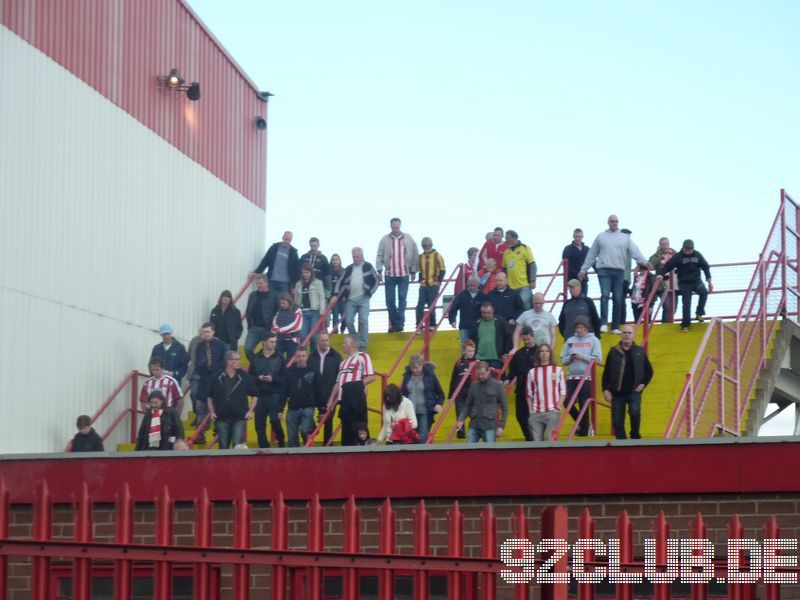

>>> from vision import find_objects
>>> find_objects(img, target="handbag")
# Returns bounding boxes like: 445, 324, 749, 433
388, 418, 420, 444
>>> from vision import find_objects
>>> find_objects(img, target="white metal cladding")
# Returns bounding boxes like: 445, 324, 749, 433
0, 25, 265, 453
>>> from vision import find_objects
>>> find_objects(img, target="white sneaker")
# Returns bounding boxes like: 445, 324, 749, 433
611, 329, 621, 335
600, 325, 608, 333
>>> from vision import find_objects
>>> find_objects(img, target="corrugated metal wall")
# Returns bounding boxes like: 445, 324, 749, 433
0, 24, 265, 453
0, 0, 267, 208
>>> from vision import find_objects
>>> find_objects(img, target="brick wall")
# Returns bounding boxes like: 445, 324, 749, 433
6, 492, 800, 599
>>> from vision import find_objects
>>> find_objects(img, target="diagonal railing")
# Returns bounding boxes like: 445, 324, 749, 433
664, 189, 800, 438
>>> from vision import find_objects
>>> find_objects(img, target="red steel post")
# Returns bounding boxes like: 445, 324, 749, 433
689, 513, 708, 600
343, 496, 360, 600
727, 515, 757, 600
480, 504, 497, 600
115, 483, 134, 600
195, 488, 213, 600
0, 479, 8, 592
763, 517, 781, 600
379, 498, 396, 600
307, 494, 325, 600
414, 500, 431, 600
32, 479, 52, 600
447, 501, 464, 600
234, 489, 252, 600
130, 371, 139, 443
73, 482, 93, 600
577, 508, 595, 600
513, 505, 530, 600
155, 486, 173, 600
272, 492, 289, 600
616, 510, 634, 600
652, 511, 672, 600
540, 506, 569, 600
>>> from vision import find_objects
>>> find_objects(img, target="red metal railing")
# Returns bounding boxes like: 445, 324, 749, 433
1, 479, 796, 599
665, 190, 800, 438
552, 360, 600, 440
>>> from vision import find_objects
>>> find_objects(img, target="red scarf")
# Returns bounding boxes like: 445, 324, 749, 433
148, 409, 162, 448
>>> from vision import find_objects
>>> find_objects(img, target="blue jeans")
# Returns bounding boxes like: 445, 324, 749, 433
344, 297, 371, 350
416, 285, 439, 328
611, 392, 642, 439
286, 407, 316, 447
597, 268, 625, 329
385, 275, 410, 329
269, 280, 290, 294
216, 419, 246, 449
467, 426, 497, 443
300, 310, 320, 347
459, 329, 471, 346
678, 280, 708, 328
416, 412, 431, 443
515, 285, 533, 310
245, 326, 268, 362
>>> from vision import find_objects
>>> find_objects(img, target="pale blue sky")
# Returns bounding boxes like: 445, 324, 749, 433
188, 1, 800, 433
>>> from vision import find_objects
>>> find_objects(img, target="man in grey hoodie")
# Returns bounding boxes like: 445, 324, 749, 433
578, 215, 650, 334
560, 316, 603, 436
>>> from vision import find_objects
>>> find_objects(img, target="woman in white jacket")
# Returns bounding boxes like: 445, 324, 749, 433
378, 384, 418, 443
294, 264, 327, 346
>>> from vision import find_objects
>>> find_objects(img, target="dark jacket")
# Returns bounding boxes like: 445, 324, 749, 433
487, 287, 525, 322
329, 268, 345, 297
282, 364, 319, 410
602, 343, 654, 395
339, 262, 380, 300
658, 250, 711, 284
71, 429, 104, 452
245, 290, 280, 329
308, 348, 342, 408
449, 357, 477, 401
449, 289, 487, 330
469, 317, 513, 359
562, 243, 590, 281
255, 242, 301, 286
208, 369, 258, 421
300, 251, 331, 289
209, 305, 243, 348
150, 340, 188, 382
506, 344, 538, 400
558, 296, 602, 339
195, 338, 227, 378
135, 408, 184, 451
249, 352, 285, 396
401, 363, 445, 414
458, 377, 508, 430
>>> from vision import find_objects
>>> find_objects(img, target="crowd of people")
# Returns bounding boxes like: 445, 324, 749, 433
70, 215, 713, 452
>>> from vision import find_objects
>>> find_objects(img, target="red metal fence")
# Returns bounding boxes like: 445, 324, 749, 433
1, 477, 797, 599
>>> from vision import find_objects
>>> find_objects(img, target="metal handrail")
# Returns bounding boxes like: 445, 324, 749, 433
552, 360, 597, 441
286, 294, 341, 368
426, 361, 477, 444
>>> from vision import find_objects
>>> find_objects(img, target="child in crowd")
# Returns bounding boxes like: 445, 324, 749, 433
477, 257, 500, 293
272, 293, 303, 360
71, 415, 104, 452
449, 340, 477, 439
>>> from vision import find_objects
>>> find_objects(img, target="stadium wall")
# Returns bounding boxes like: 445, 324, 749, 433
0, 8, 266, 454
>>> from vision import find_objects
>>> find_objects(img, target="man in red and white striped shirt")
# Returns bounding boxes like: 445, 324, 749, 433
376, 218, 419, 333
327, 336, 376, 445
139, 357, 184, 414
525, 345, 566, 441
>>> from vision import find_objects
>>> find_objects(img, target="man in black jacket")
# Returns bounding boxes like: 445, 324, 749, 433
449, 276, 487, 346
253, 231, 301, 294
562, 229, 590, 297
208, 351, 258, 449
283, 347, 319, 447
559, 279, 602, 340
71, 415, 104, 452
504, 326, 537, 441
602, 326, 654, 439
469, 302, 512, 369
487, 272, 525, 326
244, 275, 280, 362
193, 322, 226, 446
135, 390, 184, 451
308, 332, 342, 445
657, 239, 714, 332
249, 333, 286, 448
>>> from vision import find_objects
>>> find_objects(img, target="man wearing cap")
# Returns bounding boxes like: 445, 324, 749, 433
579, 215, 650, 334
657, 239, 713, 332
150, 324, 188, 384
559, 279, 602, 340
